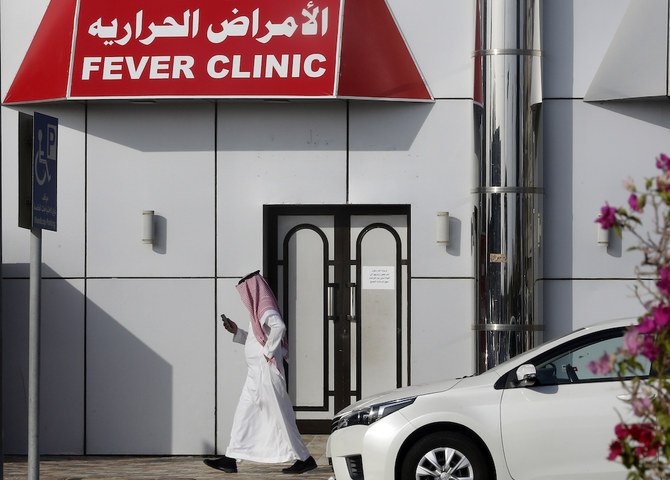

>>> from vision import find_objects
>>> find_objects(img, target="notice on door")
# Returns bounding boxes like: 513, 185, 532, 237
362, 266, 395, 290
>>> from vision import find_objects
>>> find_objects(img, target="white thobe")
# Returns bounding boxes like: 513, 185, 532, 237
225, 310, 310, 463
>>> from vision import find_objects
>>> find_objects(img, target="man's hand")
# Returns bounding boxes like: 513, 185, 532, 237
221, 314, 238, 335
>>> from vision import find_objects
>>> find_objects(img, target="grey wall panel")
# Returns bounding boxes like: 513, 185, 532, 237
386, 0, 474, 99
543, 0, 630, 99
411, 278, 474, 384
0, 0, 47, 98
87, 103, 215, 278
544, 99, 670, 279
217, 102, 347, 277
543, 279, 644, 341
349, 100, 474, 279
215, 278, 252, 454
2, 105, 86, 278
86, 279, 215, 454
2, 278, 85, 454
585, 0, 669, 101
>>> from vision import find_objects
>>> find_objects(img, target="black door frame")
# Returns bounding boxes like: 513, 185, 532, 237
263, 204, 411, 433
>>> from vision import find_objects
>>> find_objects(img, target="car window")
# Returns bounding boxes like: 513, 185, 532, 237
533, 331, 651, 386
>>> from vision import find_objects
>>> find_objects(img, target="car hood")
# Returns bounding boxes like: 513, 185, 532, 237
334, 319, 637, 418
335, 377, 466, 417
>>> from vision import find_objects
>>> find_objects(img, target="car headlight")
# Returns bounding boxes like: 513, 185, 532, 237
332, 397, 416, 431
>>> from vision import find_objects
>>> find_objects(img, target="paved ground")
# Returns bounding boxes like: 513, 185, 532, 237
3, 436, 335, 480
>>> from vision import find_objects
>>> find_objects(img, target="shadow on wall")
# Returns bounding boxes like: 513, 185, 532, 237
542, 0, 574, 340
588, 100, 670, 130
74, 101, 433, 153
2, 264, 173, 455
153, 214, 168, 255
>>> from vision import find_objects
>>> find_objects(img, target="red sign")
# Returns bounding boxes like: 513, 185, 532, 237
72, 0, 340, 98
4, 0, 432, 103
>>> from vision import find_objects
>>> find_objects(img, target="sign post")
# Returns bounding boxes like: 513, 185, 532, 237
21, 112, 58, 480
28, 228, 42, 480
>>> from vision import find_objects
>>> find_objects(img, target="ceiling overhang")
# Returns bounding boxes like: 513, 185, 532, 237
585, 0, 669, 102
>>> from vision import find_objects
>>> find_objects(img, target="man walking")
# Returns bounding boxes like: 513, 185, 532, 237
204, 271, 317, 475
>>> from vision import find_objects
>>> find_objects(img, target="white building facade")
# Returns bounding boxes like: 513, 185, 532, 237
1, 0, 669, 456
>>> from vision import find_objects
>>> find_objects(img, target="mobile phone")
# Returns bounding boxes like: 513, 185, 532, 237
220, 314, 231, 327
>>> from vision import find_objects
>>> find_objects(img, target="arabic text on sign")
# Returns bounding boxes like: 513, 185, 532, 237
87, 3, 329, 46
362, 266, 396, 290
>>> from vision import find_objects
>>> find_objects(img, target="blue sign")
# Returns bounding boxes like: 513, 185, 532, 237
32, 112, 58, 231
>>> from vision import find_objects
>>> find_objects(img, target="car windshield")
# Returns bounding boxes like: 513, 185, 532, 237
486, 327, 587, 375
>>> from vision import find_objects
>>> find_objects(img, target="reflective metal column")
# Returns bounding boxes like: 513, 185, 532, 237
473, 0, 543, 372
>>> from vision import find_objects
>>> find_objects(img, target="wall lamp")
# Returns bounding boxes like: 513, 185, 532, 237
142, 210, 155, 245
436, 211, 450, 246
596, 223, 610, 247
596, 211, 610, 247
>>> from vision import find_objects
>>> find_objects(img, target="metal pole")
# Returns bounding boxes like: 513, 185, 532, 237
28, 227, 42, 480
473, 0, 544, 372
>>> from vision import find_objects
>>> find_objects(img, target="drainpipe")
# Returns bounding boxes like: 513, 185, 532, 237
473, 0, 543, 372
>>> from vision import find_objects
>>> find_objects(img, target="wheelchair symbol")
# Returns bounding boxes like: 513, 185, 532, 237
34, 126, 56, 186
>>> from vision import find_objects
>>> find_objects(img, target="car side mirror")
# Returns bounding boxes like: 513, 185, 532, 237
515, 364, 537, 387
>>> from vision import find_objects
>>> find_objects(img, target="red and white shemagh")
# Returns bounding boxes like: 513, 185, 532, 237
236, 273, 289, 362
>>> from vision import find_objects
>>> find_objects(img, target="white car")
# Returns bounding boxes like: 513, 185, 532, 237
327, 319, 650, 480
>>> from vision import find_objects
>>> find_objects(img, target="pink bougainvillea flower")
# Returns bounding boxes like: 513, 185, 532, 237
608, 440, 623, 461
657, 171, 670, 192
641, 335, 659, 361
656, 153, 670, 172
588, 352, 613, 375
638, 445, 659, 458
623, 177, 636, 192
636, 314, 657, 334
657, 266, 670, 297
629, 423, 659, 458
623, 329, 642, 356
637, 305, 670, 335
596, 204, 618, 229
653, 304, 670, 329
632, 396, 652, 416
628, 194, 642, 212
614, 423, 630, 440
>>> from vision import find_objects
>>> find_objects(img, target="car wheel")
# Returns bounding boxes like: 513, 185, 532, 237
400, 431, 492, 480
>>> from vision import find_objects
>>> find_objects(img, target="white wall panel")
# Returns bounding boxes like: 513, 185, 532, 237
386, 0, 474, 99
86, 279, 215, 454
584, 0, 669, 101
2, 278, 85, 454
543, 0, 630, 98
215, 278, 253, 454
87, 103, 215, 277
543, 279, 643, 341
0, 0, 46, 98
544, 100, 670, 279
2, 104, 86, 278
217, 102, 347, 276
411, 278, 474, 384
349, 100, 474, 278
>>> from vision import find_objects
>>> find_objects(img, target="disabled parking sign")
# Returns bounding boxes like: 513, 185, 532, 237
32, 112, 58, 231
